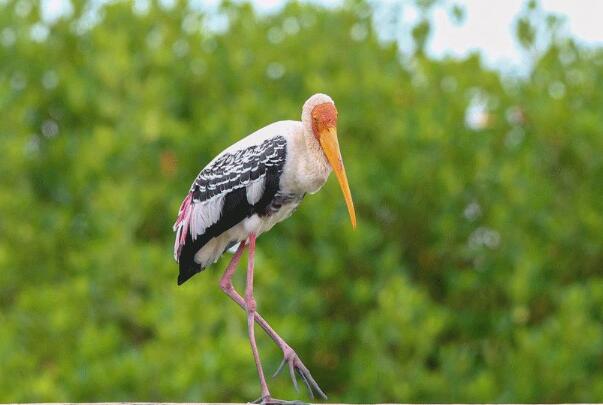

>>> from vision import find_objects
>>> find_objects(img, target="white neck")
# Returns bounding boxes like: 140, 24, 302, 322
296, 93, 336, 193
303, 123, 331, 169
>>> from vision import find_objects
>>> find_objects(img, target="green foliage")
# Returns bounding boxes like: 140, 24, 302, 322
1, 0, 603, 402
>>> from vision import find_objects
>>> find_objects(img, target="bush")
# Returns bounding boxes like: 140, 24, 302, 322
1, 0, 602, 402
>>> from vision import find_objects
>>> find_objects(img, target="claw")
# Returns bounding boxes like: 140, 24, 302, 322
272, 345, 327, 400
273, 358, 286, 378
298, 370, 314, 400
298, 364, 327, 400
250, 396, 308, 405
288, 359, 299, 393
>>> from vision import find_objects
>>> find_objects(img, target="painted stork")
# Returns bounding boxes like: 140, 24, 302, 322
173, 93, 356, 404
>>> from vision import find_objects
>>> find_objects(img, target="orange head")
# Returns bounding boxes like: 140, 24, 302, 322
311, 102, 338, 140
304, 95, 356, 229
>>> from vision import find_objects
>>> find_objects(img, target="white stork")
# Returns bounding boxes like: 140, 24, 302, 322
173, 93, 356, 404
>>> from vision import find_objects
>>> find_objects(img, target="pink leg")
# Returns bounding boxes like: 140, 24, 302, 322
245, 233, 272, 400
219, 239, 326, 401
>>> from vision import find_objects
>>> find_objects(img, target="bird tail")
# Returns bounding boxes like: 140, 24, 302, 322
173, 192, 239, 285
173, 192, 193, 261
173, 192, 204, 285
178, 262, 201, 285
177, 234, 240, 285
177, 230, 204, 285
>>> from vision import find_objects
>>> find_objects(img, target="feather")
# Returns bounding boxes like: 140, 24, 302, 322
190, 194, 225, 240
173, 135, 289, 284
246, 178, 266, 205
173, 193, 193, 260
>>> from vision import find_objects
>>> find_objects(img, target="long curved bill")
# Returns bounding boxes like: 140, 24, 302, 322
319, 127, 357, 229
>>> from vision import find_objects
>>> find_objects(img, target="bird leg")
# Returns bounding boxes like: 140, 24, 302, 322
244, 233, 272, 401
219, 240, 327, 401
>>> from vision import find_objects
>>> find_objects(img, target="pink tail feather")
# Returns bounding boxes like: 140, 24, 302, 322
173, 193, 193, 261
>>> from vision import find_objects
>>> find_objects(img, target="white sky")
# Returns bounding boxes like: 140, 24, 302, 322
41, 0, 603, 72
252, 0, 603, 71
428, 0, 603, 70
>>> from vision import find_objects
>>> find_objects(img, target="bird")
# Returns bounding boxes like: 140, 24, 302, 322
172, 93, 356, 404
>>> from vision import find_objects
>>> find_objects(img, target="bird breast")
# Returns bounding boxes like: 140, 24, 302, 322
298, 161, 330, 194
280, 124, 332, 196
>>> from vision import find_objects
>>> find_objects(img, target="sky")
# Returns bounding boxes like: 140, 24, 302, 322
41, 0, 603, 72
250, 0, 603, 72
427, 0, 603, 71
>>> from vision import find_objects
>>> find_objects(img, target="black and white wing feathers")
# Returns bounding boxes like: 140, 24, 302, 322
174, 135, 288, 284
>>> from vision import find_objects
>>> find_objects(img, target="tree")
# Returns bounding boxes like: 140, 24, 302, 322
1, 0, 602, 402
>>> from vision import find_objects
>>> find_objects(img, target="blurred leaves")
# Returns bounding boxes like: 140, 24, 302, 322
1, 0, 603, 403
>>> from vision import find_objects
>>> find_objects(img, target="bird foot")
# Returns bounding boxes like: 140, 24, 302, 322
272, 343, 327, 400
251, 396, 308, 405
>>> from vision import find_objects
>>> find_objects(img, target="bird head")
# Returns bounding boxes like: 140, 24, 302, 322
303, 94, 356, 229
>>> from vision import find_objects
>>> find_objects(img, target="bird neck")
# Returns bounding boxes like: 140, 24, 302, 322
301, 126, 331, 191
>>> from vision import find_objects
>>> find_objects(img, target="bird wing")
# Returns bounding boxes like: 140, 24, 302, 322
173, 135, 288, 283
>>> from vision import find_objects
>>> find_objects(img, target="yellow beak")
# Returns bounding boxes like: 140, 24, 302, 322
319, 127, 357, 229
